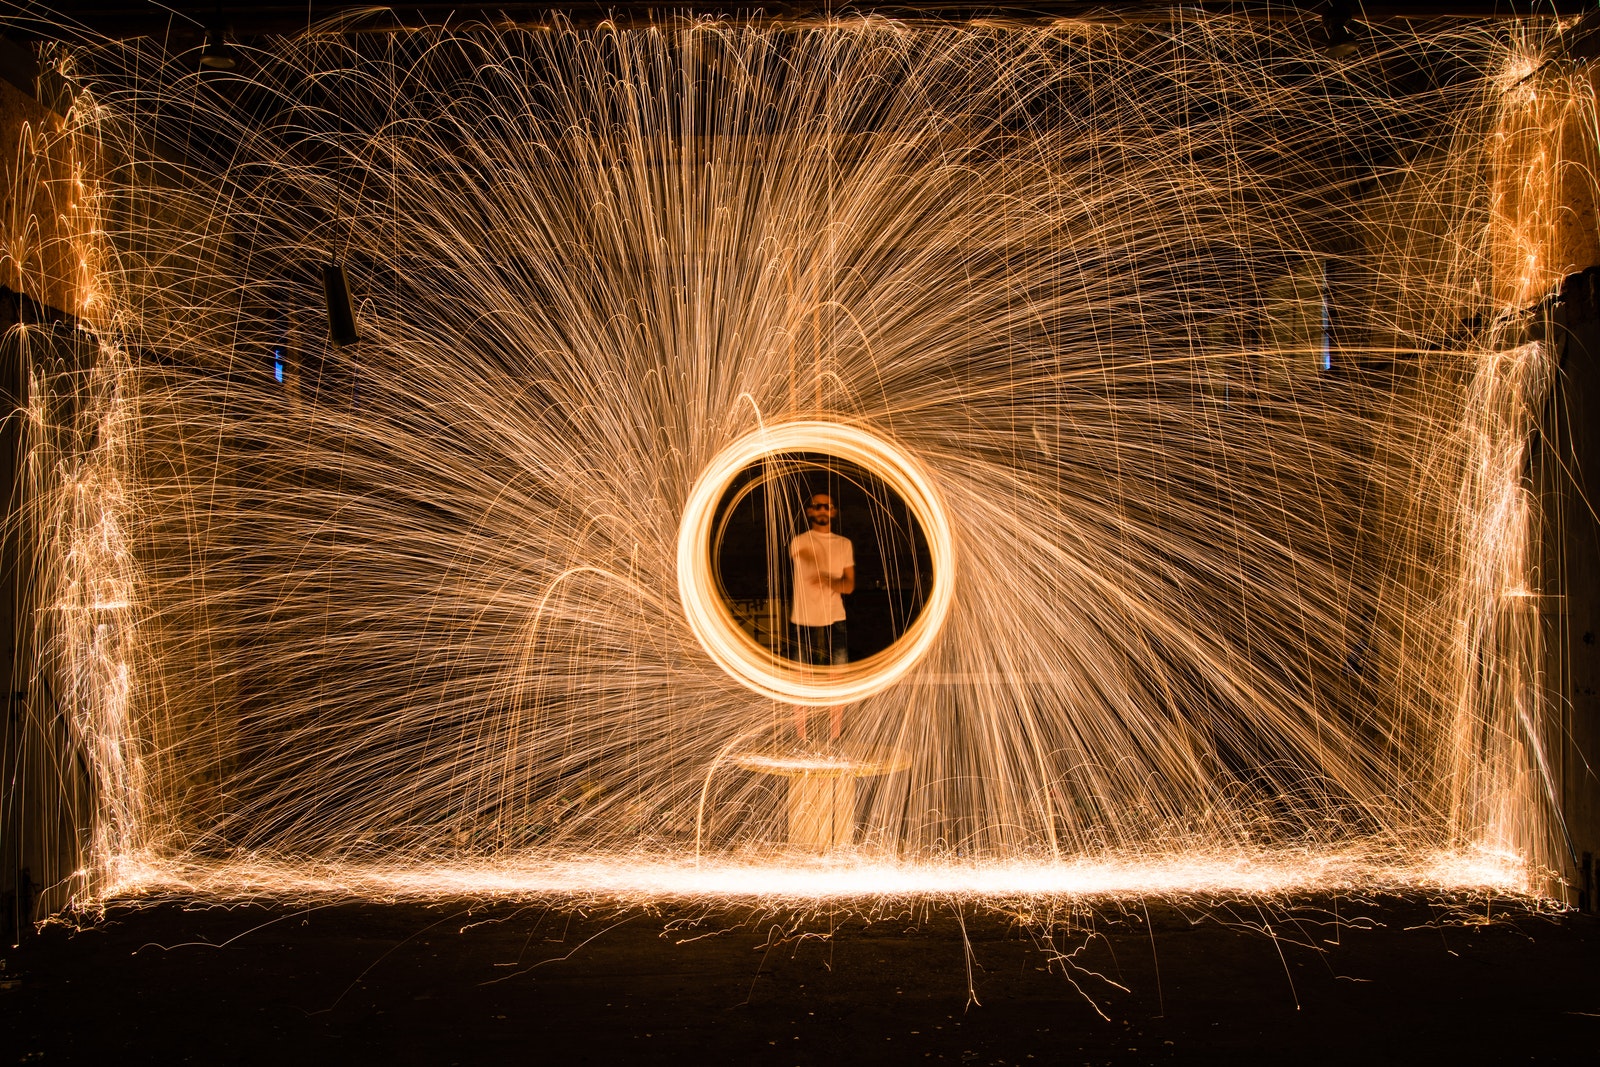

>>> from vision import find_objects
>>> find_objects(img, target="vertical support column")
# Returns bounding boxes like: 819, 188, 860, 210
1547, 269, 1600, 910
0, 67, 98, 927
1, 289, 26, 940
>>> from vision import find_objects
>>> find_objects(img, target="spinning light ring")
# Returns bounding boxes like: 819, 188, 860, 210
678, 421, 955, 705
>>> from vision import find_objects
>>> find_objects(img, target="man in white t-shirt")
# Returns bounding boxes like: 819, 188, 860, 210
790, 492, 854, 742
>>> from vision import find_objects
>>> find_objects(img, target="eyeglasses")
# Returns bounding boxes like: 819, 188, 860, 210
806, 503, 831, 510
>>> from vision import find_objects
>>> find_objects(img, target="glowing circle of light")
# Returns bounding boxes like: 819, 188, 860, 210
678, 421, 955, 706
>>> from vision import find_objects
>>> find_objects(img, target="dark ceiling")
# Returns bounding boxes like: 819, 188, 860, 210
21, 2, 1600, 44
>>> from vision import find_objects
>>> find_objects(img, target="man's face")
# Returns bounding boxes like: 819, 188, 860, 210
806, 495, 836, 529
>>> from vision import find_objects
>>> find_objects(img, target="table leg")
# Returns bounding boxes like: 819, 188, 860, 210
788, 773, 855, 851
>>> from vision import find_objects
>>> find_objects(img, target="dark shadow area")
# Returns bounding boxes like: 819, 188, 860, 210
1, 896, 1595, 1063
712, 452, 932, 663
1543, 267, 1600, 908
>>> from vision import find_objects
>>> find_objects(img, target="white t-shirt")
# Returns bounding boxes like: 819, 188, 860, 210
789, 529, 854, 626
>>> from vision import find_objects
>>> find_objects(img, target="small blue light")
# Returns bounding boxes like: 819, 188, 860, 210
272, 347, 285, 383
1320, 296, 1332, 371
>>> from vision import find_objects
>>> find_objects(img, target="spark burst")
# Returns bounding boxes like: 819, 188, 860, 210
4, 9, 1589, 907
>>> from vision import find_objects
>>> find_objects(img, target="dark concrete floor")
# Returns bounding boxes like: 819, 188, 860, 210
2, 893, 1596, 1064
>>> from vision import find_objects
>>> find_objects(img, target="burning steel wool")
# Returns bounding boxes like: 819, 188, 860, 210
4, 9, 1591, 906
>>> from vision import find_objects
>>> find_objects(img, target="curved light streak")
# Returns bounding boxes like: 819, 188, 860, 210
678, 420, 955, 705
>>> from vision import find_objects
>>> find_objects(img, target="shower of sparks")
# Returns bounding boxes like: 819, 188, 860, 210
4, 9, 1593, 906
103, 847, 1530, 904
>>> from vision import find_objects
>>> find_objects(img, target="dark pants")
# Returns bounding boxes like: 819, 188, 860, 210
793, 620, 849, 666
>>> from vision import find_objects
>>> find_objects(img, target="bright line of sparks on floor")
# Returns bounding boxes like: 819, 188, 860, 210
105, 848, 1532, 902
